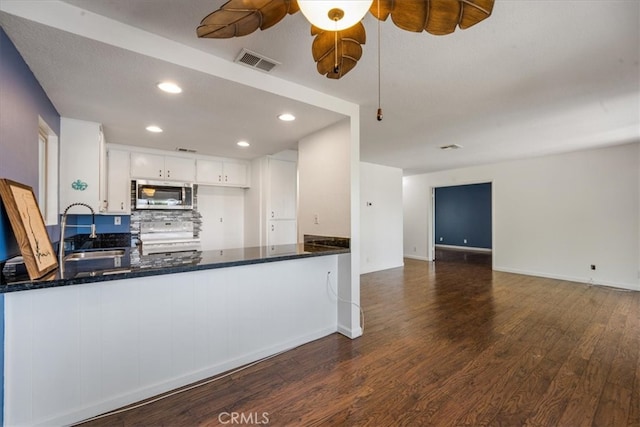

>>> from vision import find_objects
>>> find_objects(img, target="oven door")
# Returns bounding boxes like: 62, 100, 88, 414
135, 180, 193, 210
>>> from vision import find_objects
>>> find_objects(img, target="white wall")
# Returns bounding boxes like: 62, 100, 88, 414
403, 174, 430, 261
298, 118, 362, 338
298, 119, 351, 239
360, 162, 404, 274
403, 142, 640, 290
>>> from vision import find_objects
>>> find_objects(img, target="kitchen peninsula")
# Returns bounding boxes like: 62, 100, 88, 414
0, 238, 350, 426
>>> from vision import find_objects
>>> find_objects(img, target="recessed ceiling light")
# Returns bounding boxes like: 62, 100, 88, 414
157, 81, 182, 94
146, 125, 163, 133
278, 113, 296, 122
237, 141, 250, 147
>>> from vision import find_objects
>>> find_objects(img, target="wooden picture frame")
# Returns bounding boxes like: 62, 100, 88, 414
0, 178, 57, 279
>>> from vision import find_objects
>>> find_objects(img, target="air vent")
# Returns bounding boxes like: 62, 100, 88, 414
175, 147, 197, 153
440, 144, 463, 150
235, 48, 280, 73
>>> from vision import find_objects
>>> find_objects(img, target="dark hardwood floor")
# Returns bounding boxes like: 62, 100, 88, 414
79, 252, 640, 427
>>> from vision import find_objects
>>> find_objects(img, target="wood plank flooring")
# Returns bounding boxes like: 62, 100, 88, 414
79, 252, 640, 426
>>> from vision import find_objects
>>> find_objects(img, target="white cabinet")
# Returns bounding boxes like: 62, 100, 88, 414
268, 158, 297, 220
198, 186, 245, 250
244, 153, 299, 247
59, 118, 106, 214
196, 159, 249, 187
105, 149, 131, 213
268, 219, 297, 254
130, 152, 195, 182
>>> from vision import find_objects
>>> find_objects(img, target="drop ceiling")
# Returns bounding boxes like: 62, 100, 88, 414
1, 0, 638, 174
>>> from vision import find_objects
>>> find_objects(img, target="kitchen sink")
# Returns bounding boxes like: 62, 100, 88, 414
64, 249, 126, 261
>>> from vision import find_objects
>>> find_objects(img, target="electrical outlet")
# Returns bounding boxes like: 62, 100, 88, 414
114, 216, 121, 225
439, 237, 443, 242
464, 239, 467, 244
314, 214, 319, 224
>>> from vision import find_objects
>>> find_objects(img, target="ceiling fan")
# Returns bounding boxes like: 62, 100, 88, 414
197, 0, 495, 79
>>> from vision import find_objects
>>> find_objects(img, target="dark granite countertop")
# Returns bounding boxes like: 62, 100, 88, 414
0, 242, 350, 294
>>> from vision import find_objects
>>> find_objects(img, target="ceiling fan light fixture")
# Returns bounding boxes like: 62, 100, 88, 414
298, 0, 373, 31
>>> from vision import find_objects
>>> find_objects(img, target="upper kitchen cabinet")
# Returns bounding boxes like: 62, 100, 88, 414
105, 148, 131, 214
59, 118, 106, 214
130, 152, 195, 182
196, 159, 249, 188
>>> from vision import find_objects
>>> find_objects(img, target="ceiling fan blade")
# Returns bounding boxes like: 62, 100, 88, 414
369, 0, 394, 21
459, 0, 494, 29
311, 23, 366, 79
389, 0, 429, 33
197, 0, 298, 39
425, 0, 461, 35
368, 0, 494, 35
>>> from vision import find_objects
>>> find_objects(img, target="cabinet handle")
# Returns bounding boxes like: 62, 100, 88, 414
271, 224, 275, 231
271, 211, 275, 218
159, 169, 162, 177
167, 170, 171, 178
120, 202, 124, 210
218, 175, 222, 182
225, 175, 228, 182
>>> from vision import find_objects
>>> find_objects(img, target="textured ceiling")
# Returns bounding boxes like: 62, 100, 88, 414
1, 0, 638, 174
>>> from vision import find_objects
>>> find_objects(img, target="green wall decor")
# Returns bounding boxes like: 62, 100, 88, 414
71, 180, 88, 191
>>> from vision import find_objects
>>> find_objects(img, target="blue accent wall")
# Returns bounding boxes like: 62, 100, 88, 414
1, 30, 60, 423
435, 183, 492, 249
0, 294, 3, 427
0, 27, 61, 261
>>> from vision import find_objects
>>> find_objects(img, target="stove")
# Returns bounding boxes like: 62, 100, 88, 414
139, 221, 201, 255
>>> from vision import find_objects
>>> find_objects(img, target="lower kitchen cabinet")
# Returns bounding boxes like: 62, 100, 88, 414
268, 219, 297, 253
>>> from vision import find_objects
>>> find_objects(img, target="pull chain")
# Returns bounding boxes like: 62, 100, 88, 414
333, 19, 340, 74
376, 0, 383, 121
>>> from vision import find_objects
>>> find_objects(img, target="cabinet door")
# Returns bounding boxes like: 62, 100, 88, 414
268, 159, 297, 219
268, 219, 297, 254
196, 159, 224, 185
130, 152, 164, 179
164, 156, 196, 182
222, 161, 248, 187
106, 149, 131, 213
59, 118, 104, 214
198, 186, 244, 250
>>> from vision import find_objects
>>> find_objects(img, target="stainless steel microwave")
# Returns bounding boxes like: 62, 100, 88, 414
134, 180, 193, 210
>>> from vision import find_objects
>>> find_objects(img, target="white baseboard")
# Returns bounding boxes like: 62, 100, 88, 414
435, 244, 492, 253
338, 324, 363, 339
403, 254, 430, 261
493, 266, 640, 292
360, 262, 404, 275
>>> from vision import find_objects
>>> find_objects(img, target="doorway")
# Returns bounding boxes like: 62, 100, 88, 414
431, 182, 493, 266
